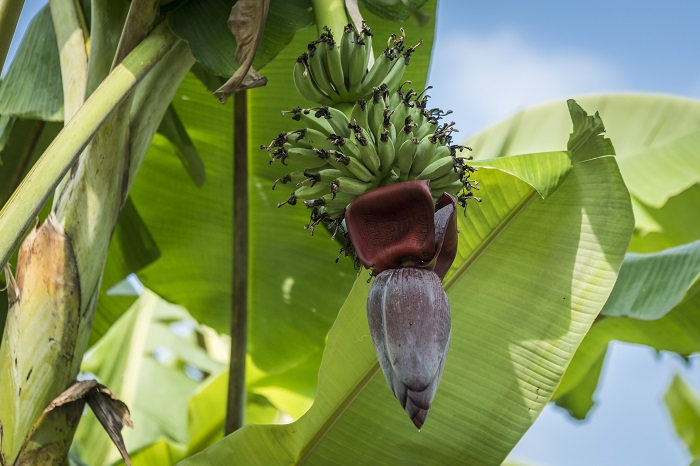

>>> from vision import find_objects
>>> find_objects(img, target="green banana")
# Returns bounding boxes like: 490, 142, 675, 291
313, 106, 351, 138
299, 128, 336, 151
293, 55, 332, 105
295, 180, 333, 199
394, 116, 415, 151
348, 33, 369, 92
358, 47, 396, 95
323, 27, 346, 96
330, 134, 362, 162
408, 136, 438, 178
314, 192, 358, 210
353, 127, 381, 174
301, 167, 347, 186
341, 24, 356, 90
416, 154, 457, 180
350, 99, 370, 135
368, 86, 387, 137
425, 167, 461, 189
383, 40, 421, 91
397, 137, 420, 179
344, 156, 374, 182
431, 180, 463, 199
377, 129, 396, 176
270, 147, 328, 169
330, 177, 373, 197
281, 107, 334, 134
308, 41, 339, 99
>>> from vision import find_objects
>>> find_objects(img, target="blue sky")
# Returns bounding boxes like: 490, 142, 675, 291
425, 2, 700, 465
5, 1, 700, 465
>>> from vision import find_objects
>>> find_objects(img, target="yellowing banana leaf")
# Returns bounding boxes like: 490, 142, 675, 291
465, 94, 700, 253
665, 375, 700, 459
179, 106, 634, 464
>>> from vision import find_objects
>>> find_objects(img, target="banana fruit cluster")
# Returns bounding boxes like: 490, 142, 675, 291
294, 23, 420, 105
262, 25, 479, 234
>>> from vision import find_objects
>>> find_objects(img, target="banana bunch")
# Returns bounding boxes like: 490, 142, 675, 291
293, 23, 422, 106
262, 81, 480, 232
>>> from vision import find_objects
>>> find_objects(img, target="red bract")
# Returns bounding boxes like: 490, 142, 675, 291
345, 180, 458, 278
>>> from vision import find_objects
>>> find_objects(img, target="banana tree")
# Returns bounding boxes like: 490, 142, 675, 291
0, 0, 642, 464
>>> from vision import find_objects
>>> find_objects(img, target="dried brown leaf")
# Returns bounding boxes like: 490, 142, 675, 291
215, 0, 270, 102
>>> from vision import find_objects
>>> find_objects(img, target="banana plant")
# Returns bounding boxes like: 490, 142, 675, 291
0, 0, 653, 464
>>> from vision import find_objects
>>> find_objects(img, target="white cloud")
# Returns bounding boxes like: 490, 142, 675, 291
426, 29, 623, 137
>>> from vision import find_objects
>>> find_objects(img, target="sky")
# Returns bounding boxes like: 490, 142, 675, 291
5, 1, 700, 465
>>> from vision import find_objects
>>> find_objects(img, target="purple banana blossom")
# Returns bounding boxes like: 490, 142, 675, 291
345, 180, 458, 429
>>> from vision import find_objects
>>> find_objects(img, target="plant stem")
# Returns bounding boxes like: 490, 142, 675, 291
311, 0, 348, 38
226, 90, 249, 435
0, 21, 178, 272
0, 0, 24, 72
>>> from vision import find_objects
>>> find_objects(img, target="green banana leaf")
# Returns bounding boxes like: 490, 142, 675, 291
179, 104, 634, 465
465, 94, 700, 253
101, 1, 438, 375
0, 5, 63, 121
554, 241, 700, 419
665, 375, 700, 459
602, 240, 700, 319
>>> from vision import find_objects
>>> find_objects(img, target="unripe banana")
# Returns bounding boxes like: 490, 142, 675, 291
350, 99, 370, 136
357, 47, 395, 94
314, 106, 352, 138
394, 116, 415, 151
294, 56, 332, 105
310, 168, 347, 185
368, 86, 388, 137
323, 27, 346, 95
295, 180, 332, 199
281, 107, 334, 134
270, 147, 328, 169
272, 170, 305, 190
330, 177, 373, 197
311, 192, 358, 210
408, 136, 438, 178
397, 137, 420, 180
431, 180, 463, 199
377, 129, 396, 176
308, 42, 339, 99
348, 34, 369, 92
416, 154, 457, 180
425, 167, 461, 189
344, 156, 374, 182
353, 127, 381, 174
300, 128, 336, 151
330, 134, 363, 162
383, 41, 421, 92
341, 24, 356, 89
